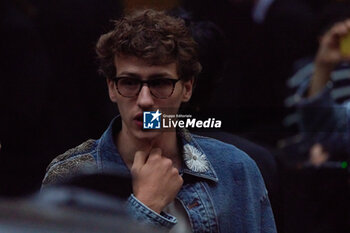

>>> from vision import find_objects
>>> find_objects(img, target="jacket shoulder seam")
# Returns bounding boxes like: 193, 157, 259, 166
46, 139, 96, 171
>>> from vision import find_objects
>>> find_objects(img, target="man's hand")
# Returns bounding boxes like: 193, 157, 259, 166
131, 148, 183, 214
309, 143, 329, 167
308, 19, 350, 97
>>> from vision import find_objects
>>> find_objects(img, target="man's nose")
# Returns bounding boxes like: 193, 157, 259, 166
136, 85, 155, 108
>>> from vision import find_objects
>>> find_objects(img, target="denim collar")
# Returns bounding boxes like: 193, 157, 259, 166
96, 116, 218, 183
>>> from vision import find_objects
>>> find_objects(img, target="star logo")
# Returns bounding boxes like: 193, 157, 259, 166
143, 110, 162, 129
150, 110, 162, 122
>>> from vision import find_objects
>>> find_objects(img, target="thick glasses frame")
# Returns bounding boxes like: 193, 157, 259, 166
112, 77, 181, 99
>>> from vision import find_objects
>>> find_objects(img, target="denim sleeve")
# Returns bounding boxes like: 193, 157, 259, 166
260, 189, 277, 233
125, 194, 177, 231
296, 83, 350, 158
249, 159, 277, 233
243, 155, 277, 233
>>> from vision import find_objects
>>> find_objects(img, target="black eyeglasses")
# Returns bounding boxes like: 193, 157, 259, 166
112, 77, 180, 99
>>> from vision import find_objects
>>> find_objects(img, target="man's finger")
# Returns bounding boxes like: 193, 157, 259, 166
149, 148, 162, 158
132, 150, 148, 169
345, 19, 350, 30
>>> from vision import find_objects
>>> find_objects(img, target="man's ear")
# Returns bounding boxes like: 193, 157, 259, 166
182, 77, 194, 102
107, 78, 118, 103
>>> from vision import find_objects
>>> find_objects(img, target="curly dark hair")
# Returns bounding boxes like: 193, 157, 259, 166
96, 9, 202, 81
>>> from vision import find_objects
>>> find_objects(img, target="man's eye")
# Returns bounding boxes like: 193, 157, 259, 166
120, 78, 139, 86
150, 79, 172, 88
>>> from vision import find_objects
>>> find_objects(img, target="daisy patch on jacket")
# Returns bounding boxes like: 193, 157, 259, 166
183, 144, 209, 172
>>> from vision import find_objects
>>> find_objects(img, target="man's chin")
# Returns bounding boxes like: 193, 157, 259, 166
133, 129, 163, 141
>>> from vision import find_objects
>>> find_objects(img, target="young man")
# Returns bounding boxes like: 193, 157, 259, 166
42, 9, 276, 233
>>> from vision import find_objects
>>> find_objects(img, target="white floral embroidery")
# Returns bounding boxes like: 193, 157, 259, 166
183, 144, 209, 172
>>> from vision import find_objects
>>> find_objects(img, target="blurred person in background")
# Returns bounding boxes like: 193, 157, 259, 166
283, 17, 350, 165
280, 15, 350, 233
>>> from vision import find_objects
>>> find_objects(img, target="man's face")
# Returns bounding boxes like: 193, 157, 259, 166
107, 54, 193, 141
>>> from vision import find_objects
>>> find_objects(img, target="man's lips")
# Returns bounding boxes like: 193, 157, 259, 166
134, 113, 143, 122
134, 113, 143, 128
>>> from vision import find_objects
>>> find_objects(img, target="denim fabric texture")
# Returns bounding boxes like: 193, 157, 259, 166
43, 117, 277, 233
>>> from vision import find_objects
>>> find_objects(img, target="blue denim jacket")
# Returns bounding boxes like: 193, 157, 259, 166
43, 117, 277, 233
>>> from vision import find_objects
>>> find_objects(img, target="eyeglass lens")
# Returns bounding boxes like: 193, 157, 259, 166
116, 78, 176, 98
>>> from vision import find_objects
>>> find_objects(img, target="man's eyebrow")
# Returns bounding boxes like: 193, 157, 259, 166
117, 72, 140, 78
